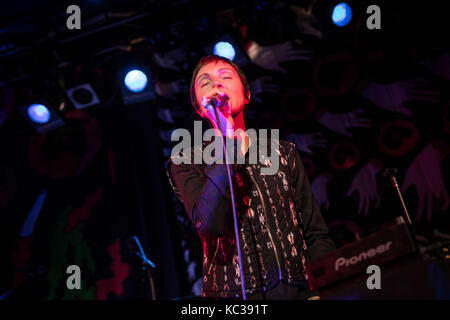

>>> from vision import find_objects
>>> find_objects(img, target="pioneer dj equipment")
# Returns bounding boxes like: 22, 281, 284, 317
306, 216, 417, 290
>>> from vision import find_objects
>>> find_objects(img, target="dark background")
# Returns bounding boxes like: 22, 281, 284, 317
0, 0, 449, 299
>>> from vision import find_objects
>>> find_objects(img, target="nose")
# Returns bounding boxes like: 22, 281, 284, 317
212, 80, 223, 89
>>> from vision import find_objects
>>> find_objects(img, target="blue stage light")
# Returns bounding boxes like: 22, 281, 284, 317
332, 3, 352, 27
27, 104, 51, 124
124, 70, 148, 93
213, 42, 236, 61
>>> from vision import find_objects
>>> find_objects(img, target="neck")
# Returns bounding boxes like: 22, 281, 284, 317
232, 111, 250, 156
233, 111, 247, 133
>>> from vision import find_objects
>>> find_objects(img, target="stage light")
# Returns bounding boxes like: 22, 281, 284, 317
332, 3, 352, 27
124, 69, 148, 93
213, 42, 236, 61
66, 83, 100, 110
20, 102, 64, 133
204, 35, 249, 67
119, 65, 156, 104
27, 104, 51, 124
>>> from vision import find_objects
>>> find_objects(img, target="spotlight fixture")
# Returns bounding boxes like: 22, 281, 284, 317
28, 104, 50, 124
124, 70, 148, 93
20, 102, 64, 133
66, 83, 100, 110
204, 34, 249, 67
213, 41, 236, 61
332, 2, 352, 27
119, 66, 156, 104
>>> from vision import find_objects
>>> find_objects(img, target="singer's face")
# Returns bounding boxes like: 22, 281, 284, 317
194, 61, 249, 119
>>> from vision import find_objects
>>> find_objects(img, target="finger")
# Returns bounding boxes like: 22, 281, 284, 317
288, 49, 312, 56
412, 88, 439, 95
356, 120, 373, 127
353, 121, 373, 128
272, 65, 288, 74
353, 112, 369, 119
313, 135, 328, 145
286, 50, 313, 59
279, 55, 311, 63
426, 192, 433, 223
342, 128, 352, 138
357, 196, 364, 216
352, 116, 372, 124
416, 191, 425, 221
299, 29, 320, 38
375, 195, 381, 208
264, 82, 279, 88
364, 196, 370, 216
315, 141, 328, 148
264, 85, 280, 92
277, 42, 293, 52
395, 105, 413, 116
264, 88, 279, 94
260, 76, 273, 81
401, 174, 412, 193
410, 94, 440, 103
410, 78, 429, 87
442, 191, 450, 211
206, 105, 228, 124
346, 185, 356, 197
406, 78, 427, 88
351, 109, 365, 114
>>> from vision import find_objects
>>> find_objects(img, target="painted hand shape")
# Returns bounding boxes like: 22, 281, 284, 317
246, 40, 312, 74
290, 4, 323, 39
249, 76, 280, 103
421, 53, 450, 81
401, 141, 450, 223
347, 159, 383, 216
153, 48, 186, 71
155, 79, 188, 99
157, 106, 188, 124
157, 109, 175, 124
286, 132, 327, 155
317, 109, 372, 137
312, 173, 332, 210
362, 78, 440, 116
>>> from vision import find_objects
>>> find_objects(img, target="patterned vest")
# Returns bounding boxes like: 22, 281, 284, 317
167, 139, 310, 298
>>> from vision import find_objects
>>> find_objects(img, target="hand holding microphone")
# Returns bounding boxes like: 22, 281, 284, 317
201, 93, 235, 138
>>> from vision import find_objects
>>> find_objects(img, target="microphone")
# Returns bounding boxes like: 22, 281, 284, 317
208, 94, 229, 108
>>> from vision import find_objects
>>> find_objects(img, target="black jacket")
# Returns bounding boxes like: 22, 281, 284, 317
166, 137, 335, 298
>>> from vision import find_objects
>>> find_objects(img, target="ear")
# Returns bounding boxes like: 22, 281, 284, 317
245, 91, 251, 104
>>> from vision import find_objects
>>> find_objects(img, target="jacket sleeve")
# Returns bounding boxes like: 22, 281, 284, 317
291, 146, 336, 261
168, 158, 236, 236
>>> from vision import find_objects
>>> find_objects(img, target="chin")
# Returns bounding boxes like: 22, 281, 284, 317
231, 107, 245, 117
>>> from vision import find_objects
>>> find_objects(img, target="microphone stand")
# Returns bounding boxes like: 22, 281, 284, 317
383, 168, 413, 225
211, 105, 247, 300
130, 236, 157, 300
